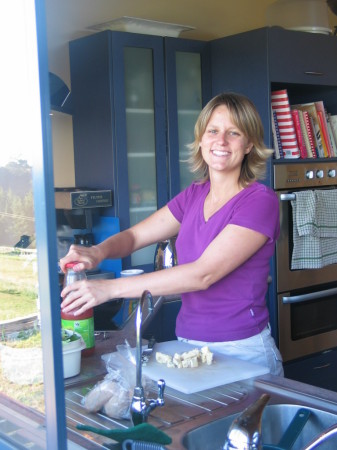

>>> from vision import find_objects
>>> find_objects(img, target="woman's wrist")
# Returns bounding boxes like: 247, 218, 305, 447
92, 244, 106, 265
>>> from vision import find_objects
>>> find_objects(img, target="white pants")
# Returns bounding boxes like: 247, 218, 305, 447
178, 325, 284, 377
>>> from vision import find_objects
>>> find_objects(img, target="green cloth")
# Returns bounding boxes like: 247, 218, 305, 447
76, 422, 172, 445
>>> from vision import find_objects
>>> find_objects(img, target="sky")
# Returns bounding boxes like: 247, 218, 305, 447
0, 1, 40, 169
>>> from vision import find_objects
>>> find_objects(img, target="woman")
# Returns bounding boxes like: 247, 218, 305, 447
60, 92, 284, 376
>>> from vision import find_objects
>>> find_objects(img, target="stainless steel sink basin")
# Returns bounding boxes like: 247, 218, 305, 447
182, 403, 337, 450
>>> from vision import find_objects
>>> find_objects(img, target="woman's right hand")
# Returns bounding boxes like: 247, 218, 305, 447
59, 244, 104, 273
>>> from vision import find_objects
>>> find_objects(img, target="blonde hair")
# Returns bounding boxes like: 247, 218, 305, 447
187, 92, 273, 186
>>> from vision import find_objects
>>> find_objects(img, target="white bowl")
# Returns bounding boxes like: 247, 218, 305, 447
62, 336, 86, 379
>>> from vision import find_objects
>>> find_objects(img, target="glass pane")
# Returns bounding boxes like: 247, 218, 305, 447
124, 47, 157, 267
0, 63, 45, 446
176, 52, 203, 190
0, 2, 46, 447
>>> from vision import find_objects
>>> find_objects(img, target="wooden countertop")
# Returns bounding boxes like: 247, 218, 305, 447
4, 295, 337, 449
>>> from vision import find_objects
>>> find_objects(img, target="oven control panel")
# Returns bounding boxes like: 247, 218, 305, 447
274, 162, 337, 190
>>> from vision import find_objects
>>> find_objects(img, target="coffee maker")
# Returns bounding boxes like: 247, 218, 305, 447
55, 187, 113, 263
55, 188, 124, 330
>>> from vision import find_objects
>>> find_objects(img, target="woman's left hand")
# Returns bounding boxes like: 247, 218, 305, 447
60, 279, 115, 315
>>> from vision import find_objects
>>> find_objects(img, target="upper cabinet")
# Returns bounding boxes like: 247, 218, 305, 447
268, 27, 337, 86
69, 31, 210, 271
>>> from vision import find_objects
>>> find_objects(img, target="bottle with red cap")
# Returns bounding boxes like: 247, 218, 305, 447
61, 262, 95, 356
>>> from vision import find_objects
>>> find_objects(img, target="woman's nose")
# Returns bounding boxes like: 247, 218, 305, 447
217, 132, 228, 144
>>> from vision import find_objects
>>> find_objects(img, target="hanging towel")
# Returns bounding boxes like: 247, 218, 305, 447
291, 190, 337, 269
315, 190, 337, 238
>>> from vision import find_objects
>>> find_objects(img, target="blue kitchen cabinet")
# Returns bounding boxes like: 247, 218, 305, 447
70, 31, 210, 272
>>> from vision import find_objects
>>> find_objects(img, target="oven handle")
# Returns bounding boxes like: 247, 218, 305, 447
282, 287, 337, 304
280, 193, 296, 201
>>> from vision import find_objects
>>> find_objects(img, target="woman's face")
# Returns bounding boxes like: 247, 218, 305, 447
200, 105, 253, 177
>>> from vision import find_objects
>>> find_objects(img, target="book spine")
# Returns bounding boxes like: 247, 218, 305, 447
327, 120, 337, 157
309, 116, 322, 158
271, 90, 300, 159
298, 109, 313, 158
291, 109, 307, 158
302, 111, 317, 158
329, 115, 337, 146
271, 109, 283, 159
317, 109, 332, 157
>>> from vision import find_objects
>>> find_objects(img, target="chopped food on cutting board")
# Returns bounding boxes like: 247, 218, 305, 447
155, 345, 214, 368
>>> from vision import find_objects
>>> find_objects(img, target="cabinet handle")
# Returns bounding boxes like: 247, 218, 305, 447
304, 71, 324, 76
313, 363, 331, 370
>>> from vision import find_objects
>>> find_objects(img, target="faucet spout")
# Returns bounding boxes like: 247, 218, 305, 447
223, 393, 270, 450
135, 290, 153, 388
130, 290, 165, 426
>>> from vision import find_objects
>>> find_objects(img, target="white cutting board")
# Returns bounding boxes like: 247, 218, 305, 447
142, 340, 269, 394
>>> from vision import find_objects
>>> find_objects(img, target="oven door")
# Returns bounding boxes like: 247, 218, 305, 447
276, 189, 337, 293
278, 286, 337, 362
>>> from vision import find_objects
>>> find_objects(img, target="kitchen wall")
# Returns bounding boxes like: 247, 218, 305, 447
51, 111, 75, 187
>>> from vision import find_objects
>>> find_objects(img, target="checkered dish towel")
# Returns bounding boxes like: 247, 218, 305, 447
291, 190, 337, 269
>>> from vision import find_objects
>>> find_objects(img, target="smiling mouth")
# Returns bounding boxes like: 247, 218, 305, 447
212, 150, 229, 156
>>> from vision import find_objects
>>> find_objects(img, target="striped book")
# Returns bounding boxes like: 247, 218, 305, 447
315, 101, 334, 157
297, 109, 313, 158
271, 90, 300, 159
291, 109, 307, 159
307, 114, 319, 158
271, 109, 284, 159
292, 102, 326, 158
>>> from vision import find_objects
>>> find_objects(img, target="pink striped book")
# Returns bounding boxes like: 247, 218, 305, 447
271, 90, 300, 159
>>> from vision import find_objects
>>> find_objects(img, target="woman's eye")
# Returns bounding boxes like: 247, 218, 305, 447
229, 130, 240, 136
208, 129, 217, 134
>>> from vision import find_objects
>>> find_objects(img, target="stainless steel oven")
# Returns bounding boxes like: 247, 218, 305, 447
274, 162, 337, 362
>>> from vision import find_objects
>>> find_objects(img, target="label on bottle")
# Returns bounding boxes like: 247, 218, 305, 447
61, 317, 95, 349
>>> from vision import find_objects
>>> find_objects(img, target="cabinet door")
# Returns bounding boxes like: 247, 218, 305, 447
111, 32, 167, 271
165, 38, 211, 198
268, 27, 337, 86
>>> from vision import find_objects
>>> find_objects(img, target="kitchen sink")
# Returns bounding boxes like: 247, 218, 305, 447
182, 403, 337, 450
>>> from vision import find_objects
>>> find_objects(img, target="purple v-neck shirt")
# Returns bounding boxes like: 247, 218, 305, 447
167, 181, 280, 342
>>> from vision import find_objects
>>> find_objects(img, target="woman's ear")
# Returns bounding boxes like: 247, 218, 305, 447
245, 143, 253, 155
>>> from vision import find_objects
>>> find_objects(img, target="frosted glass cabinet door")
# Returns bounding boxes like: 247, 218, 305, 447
124, 47, 158, 267
165, 38, 211, 198
176, 51, 203, 191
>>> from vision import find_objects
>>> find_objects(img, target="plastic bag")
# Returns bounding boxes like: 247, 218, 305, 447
82, 341, 151, 420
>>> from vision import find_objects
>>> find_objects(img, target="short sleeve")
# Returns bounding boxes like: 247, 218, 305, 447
229, 185, 280, 242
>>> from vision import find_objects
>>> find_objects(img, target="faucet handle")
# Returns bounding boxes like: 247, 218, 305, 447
146, 379, 166, 415
156, 379, 165, 406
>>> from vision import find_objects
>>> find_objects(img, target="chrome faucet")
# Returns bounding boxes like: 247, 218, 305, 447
130, 290, 165, 426
223, 393, 270, 450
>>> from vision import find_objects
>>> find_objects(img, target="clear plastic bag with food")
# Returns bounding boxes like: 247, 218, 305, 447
82, 341, 151, 420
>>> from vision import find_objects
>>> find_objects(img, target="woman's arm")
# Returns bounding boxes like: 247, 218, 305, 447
61, 223, 268, 315
59, 205, 180, 272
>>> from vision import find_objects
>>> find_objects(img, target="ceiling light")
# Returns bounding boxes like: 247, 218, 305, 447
87, 16, 195, 37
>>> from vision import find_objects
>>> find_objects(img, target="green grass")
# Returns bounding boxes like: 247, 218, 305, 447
0, 252, 38, 320
0, 250, 44, 412
0, 366, 45, 413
